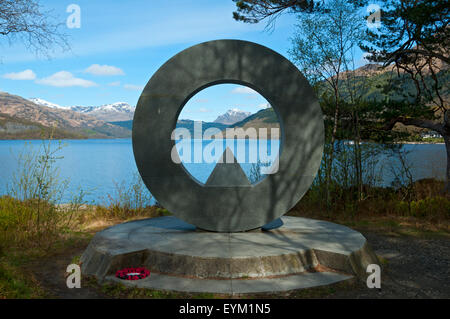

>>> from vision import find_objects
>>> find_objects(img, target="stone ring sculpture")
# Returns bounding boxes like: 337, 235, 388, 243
132, 40, 324, 232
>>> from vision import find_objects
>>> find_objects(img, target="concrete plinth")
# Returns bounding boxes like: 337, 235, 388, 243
81, 216, 378, 294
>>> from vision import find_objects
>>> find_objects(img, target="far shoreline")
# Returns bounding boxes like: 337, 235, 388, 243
0, 138, 445, 144
395, 141, 445, 145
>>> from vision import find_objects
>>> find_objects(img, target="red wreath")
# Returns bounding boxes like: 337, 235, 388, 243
115, 267, 150, 280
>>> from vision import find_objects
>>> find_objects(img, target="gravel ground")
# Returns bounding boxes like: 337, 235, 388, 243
327, 231, 450, 298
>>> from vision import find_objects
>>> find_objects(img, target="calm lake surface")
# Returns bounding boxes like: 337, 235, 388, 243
0, 139, 446, 204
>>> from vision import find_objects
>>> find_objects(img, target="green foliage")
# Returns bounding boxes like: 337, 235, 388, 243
8, 140, 68, 203
422, 137, 445, 143
0, 259, 46, 298
362, 0, 449, 120
155, 207, 171, 216
362, 0, 449, 66
95, 280, 215, 299
0, 196, 36, 245
1, 138, 88, 250
105, 172, 153, 218
394, 197, 450, 219
310, 141, 389, 209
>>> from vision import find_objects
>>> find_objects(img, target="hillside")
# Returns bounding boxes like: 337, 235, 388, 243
109, 120, 133, 130
0, 113, 85, 139
226, 108, 280, 139
317, 63, 449, 137
0, 92, 131, 139
318, 62, 449, 104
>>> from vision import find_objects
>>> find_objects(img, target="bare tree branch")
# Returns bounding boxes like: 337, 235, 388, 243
0, 0, 69, 57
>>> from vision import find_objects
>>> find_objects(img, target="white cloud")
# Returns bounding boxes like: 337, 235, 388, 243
231, 87, 258, 94
195, 98, 209, 103
108, 81, 121, 86
257, 103, 271, 109
84, 64, 125, 76
3, 69, 36, 80
124, 84, 144, 91
198, 108, 211, 113
36, 71, 97, 87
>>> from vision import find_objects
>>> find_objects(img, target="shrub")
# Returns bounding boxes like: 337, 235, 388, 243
1, 138, 87, 250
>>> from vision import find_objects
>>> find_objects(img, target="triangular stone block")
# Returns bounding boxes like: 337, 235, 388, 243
205, 147, 251, 187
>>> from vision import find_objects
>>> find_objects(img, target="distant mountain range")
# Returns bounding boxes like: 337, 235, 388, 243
110, 108, 271, 137
111, 118, 232, 136
29, 98, 135, 122
213, 108, 251, 125
175, 119, 229, 136
0, 92, 131, 139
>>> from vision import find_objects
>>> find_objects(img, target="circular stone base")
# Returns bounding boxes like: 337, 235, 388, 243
81, 216, 378, 294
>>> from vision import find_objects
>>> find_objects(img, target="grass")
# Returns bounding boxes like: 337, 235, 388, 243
85, 277, 217, 299
289, 179, 450, 238
0, 260, 48, 299
0, 198, 168, 299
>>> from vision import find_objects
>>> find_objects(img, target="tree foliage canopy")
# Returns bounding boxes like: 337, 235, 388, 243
232, 0, 319, 26
363, 0, 449, 65
232, 0, 367, 26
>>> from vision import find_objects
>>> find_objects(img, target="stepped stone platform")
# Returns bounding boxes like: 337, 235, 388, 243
81, 216, 378, 294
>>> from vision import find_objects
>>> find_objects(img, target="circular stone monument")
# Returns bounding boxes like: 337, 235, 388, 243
132, 39, 324, 232
81, 40, 379, 293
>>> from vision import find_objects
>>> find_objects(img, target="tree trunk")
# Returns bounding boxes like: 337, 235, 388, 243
326, 95, 340, 209
444, 133, 450, 192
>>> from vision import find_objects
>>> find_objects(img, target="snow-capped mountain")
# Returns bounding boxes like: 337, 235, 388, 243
213, 108, 252, 125
29, 98, 135, 122
70, 102, 135, 122
28, 98, 70, 110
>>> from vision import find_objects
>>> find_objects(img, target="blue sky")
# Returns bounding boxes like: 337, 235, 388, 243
179, 84, 270, 122
0, 0, 367, 120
